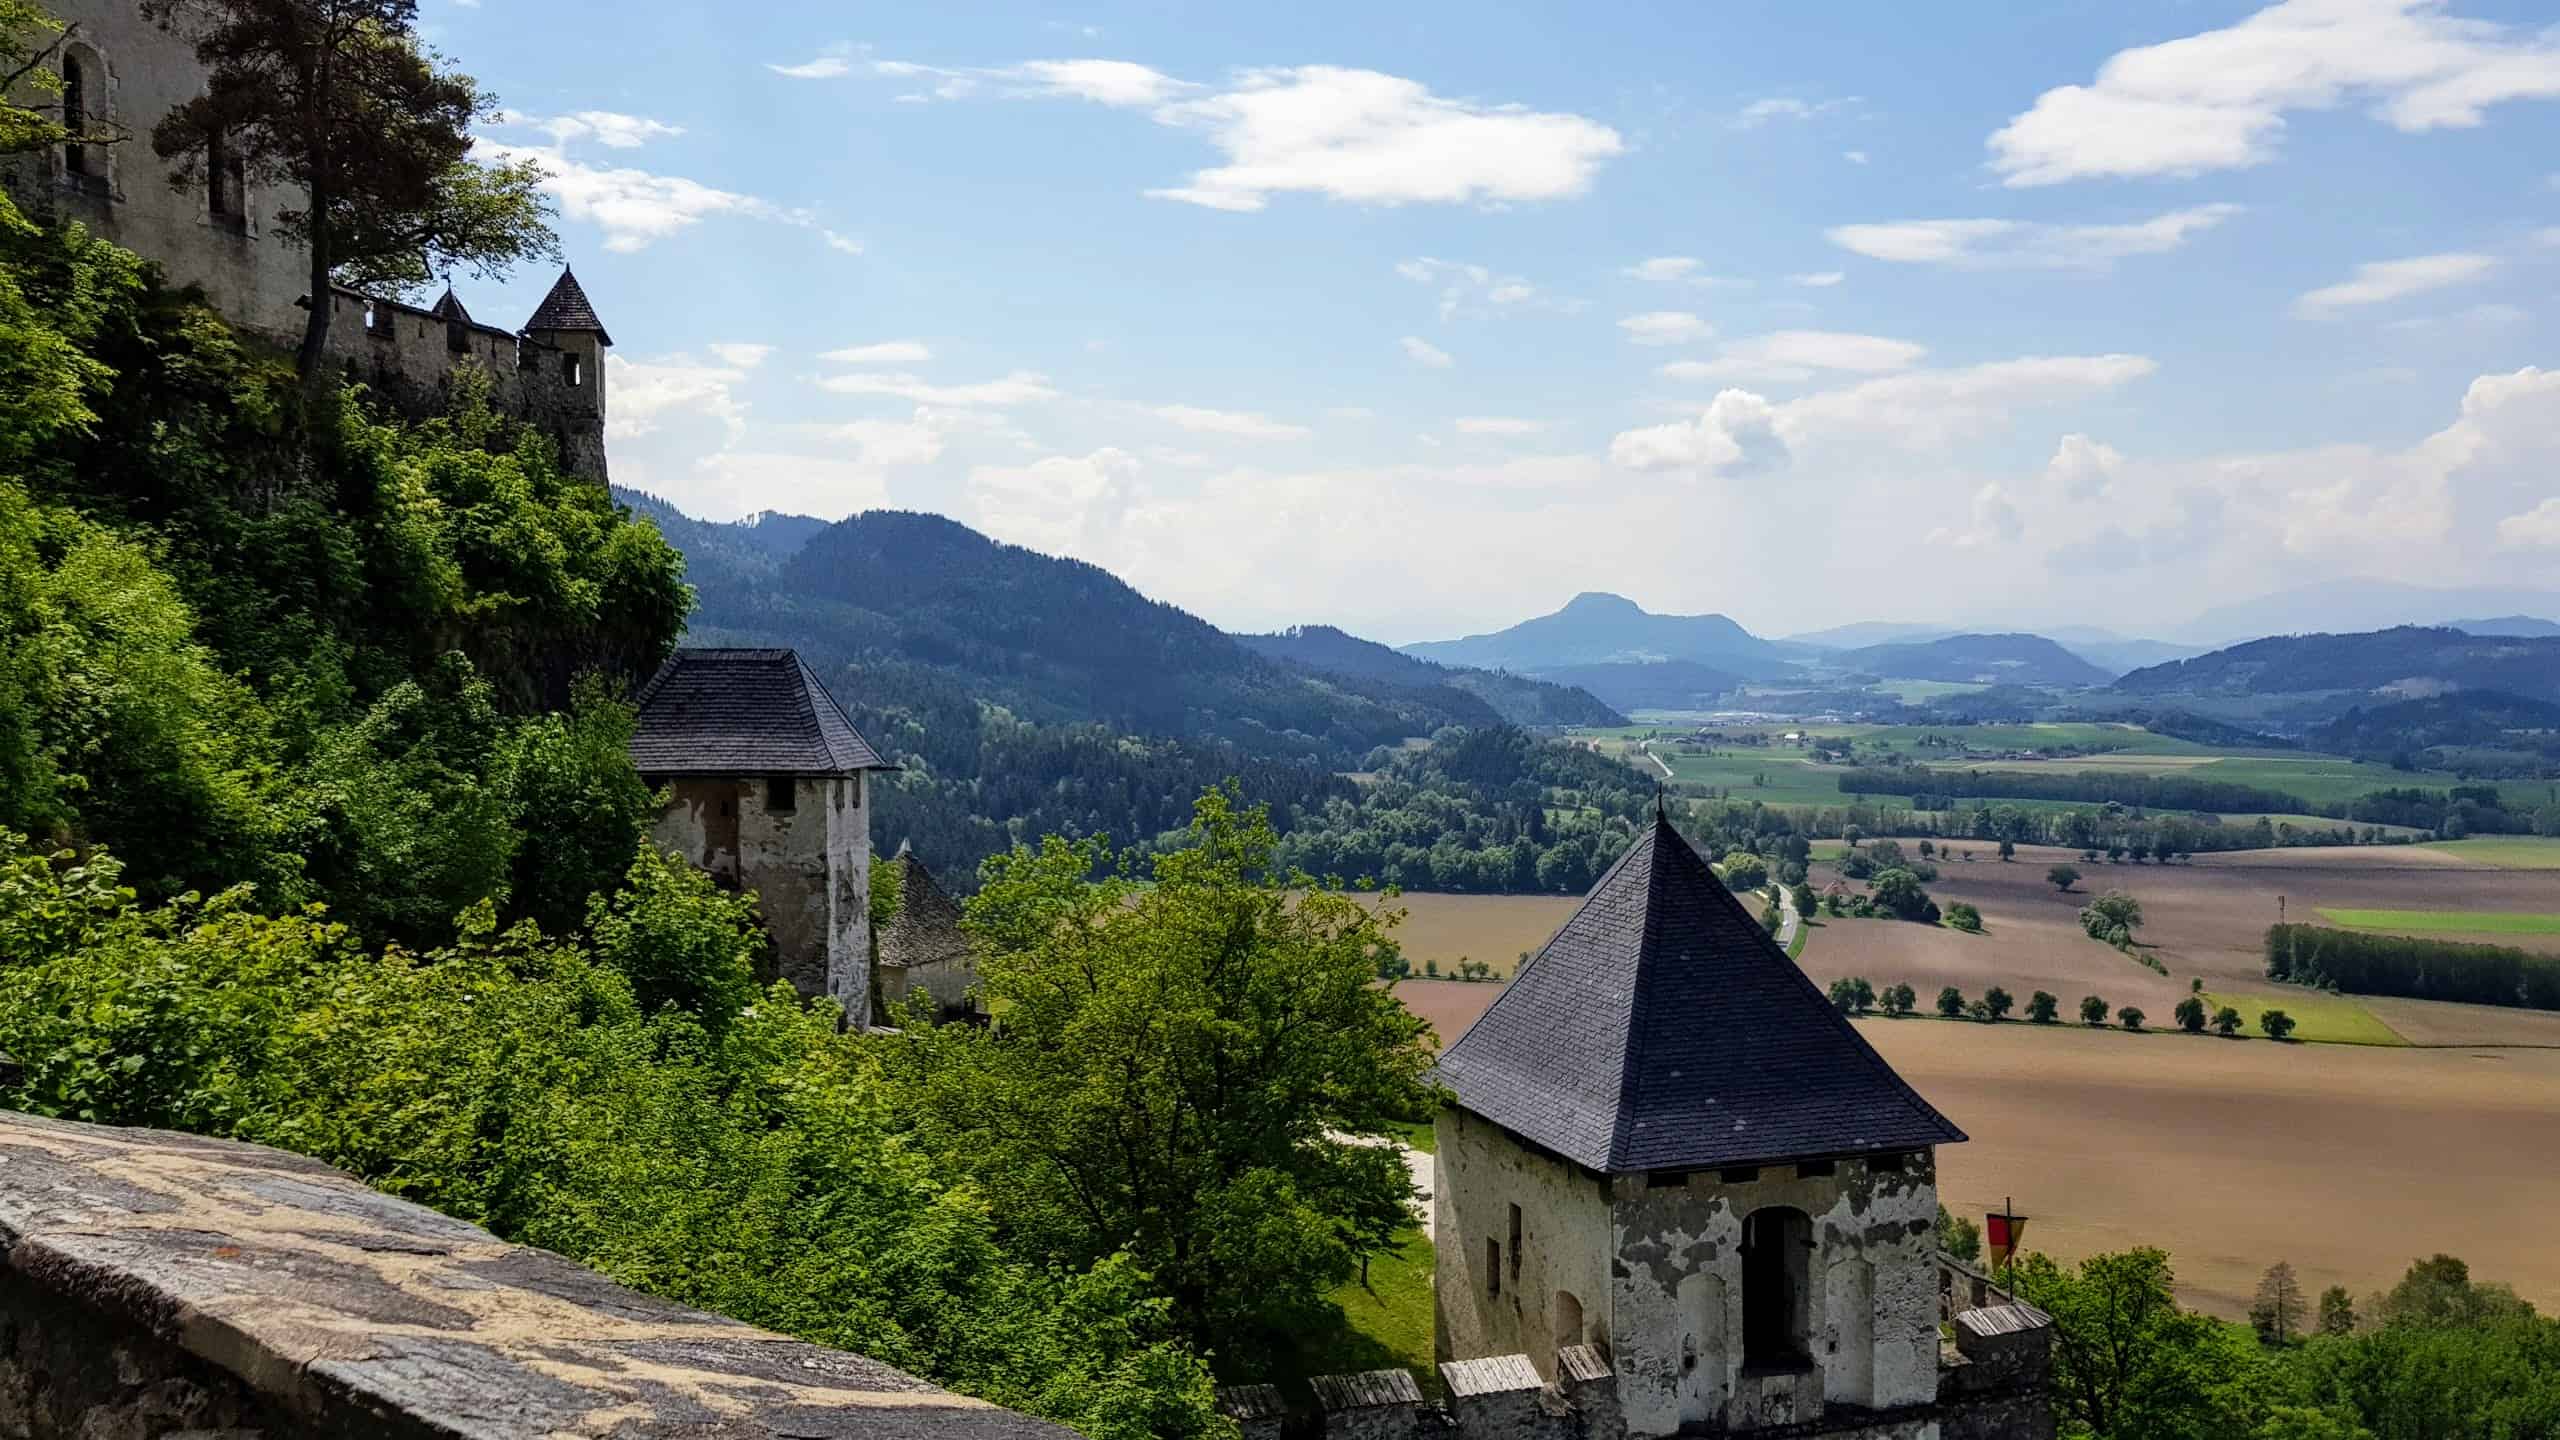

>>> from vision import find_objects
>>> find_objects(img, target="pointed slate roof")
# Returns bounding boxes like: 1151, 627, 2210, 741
629, 648, 888, 775
1435, 816, 1965, 1174
427, 287, 472, 325
878, 847, 971, 973
523, 266, 612, 345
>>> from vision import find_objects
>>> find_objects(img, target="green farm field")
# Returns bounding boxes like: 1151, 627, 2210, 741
2197, 989, 2408, 1046
2318, 908, 2560, 934
2419, 836, 2560, 869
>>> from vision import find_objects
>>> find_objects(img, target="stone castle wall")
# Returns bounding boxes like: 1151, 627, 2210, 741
646, 774, 872, 1026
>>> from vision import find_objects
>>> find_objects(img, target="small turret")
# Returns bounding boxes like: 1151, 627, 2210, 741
520, 265, 612, 481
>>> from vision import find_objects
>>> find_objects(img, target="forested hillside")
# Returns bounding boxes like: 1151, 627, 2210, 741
2116, 626, 2560, 702
1234, 623, 1625, 727
1834, 632, 2114, 687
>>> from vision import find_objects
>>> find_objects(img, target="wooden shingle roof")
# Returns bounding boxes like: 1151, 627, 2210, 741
524, 266, 612, 345
629, 648, 888, 776
1435, 815, 1965, 1174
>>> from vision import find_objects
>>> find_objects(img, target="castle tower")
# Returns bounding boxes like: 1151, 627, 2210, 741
627, 648, 892, 1027
1433, 815, 1967, 1436
521, 265, 612, 482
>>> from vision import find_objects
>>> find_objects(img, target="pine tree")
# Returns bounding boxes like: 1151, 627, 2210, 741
2316, 1284, 2355, 1336
2250, 1261, 2305, 1344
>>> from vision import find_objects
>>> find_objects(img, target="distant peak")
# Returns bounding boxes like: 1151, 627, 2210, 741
1562, 591, 1642, 614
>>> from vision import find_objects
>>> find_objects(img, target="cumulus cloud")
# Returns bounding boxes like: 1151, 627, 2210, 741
2293, 253, 2498, 315
817, 370, 1061, 406
1733, 96, 1858, 129
707, 343, 773, 368
1151, 404, 1311, 439
1401, 336, 1455, 368
1610, 389, 1787, 475
1623, 256, 1743, 287
1988, 0, 2560, 187
608, 354, 755, 441
1618, 311, 1712, 345
1656, 331, 1926, 383
1142, 66, 1625, 211
2499, 497, 2560, 549
478, 120, 851, 255
823, 340, 933, 365
969, 447, 1143, 555
1788, 271, 1845, 287
518, 111, 685, 148
1827, 204, 2243, 269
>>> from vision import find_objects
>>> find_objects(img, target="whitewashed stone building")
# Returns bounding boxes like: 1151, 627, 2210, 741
1, 1, 614, 480
629, 649, 890, 1028
1422, 814, 2052, 1439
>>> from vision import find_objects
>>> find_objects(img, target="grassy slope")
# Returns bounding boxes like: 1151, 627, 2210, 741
2200, 989, 2408, 1047
2317, 908, 2560, 934
1299, 1226, 1436, 1391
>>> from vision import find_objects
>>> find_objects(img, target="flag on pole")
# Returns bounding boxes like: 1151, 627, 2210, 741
1986, 1209, 2026, 1268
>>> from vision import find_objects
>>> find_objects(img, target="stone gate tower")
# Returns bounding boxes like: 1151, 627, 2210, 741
1434, 814, 1973, 1437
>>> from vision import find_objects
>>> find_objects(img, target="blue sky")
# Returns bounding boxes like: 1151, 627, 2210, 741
437, 1, 2560, 641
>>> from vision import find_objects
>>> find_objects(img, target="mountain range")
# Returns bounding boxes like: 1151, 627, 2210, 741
2115, 626, 2560, 703
1828, 633, 2114, 688
1401, 592, 1788, 676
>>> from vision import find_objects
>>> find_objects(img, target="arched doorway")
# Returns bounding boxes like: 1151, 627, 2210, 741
1553, 1288, 1584, 1364
1741, 1207, 1812, 1369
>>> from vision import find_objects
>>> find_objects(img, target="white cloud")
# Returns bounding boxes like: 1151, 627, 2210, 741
1828, 204, 2243, 269
1151, 404, 1310, 439
823, 340, 933, 365
1788, 271, 1845, 287
1397, 257, 1562, 318
479, 123, 854, 256
706, 343, 773, 368
516, 111, 685, 149
816, 370, 1061, 406
2293, 253, 2498, 315
1656, 331, 1927, 383
2499, 496, 2560, 549
1401, 335, 1455, 368
969, 447, 1142, 555
608, 354, 754, 441
1927, 481, 2026, 550
1141, 66, 1624, 211
769, 56, 854, 79
1733, 96, 1857, 129
1988, 0, 2560, 187
1842, 149, 1870, 165
2044, 433, 2125, 499
1014, 59, 1191, 107
821, 230, 863, 255
1616, 353, 2156, 474
1454, 416, 1549, 435
1623, 255, 1743, 289
1617, 311, 1712, 345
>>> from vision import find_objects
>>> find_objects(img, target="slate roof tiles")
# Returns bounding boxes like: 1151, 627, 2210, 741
1435, 815, 1966, 1174
629, 648, 888, 776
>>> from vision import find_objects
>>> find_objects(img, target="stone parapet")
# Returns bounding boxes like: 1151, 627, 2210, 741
0, 1110, 1071, 1440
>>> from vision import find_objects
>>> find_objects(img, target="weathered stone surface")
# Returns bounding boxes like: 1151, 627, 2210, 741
0, 1111, 1073, 1440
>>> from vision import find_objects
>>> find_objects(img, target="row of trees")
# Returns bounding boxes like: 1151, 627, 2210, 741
2265, 924, 2560, 1012
1826, 977, 2296, 1039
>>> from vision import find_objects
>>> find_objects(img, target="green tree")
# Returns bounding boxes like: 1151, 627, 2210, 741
496, 678, 656, 938
2012, 1248, 2272, 1440
1759, 895, 1782, 934
2027, 989, 2059, 1024
1883, 982, 1916, 1017
1984, 985, 2013, 1021
2252, 1261, 2306, 1345
1998, 837, 2016, 861
144, 0, 558, 376
1936, 1203, 1982, 1262
1720, 849, 1769, 892
887, 789, 1437, 1362
584, 844, 762, 1022
2049, 863, 2082, 893
2175, 995, 2208, 1033
1790, 881, 1817, 919
1826, 976, 1862, 1015
2213, 1005, 2244, 1037
2369, 1254, 2533, 1329
1945, 900, 1984, 932
2260, 1009, 2297, 1042
2081, 993, 2109, 1025
2317, 1286, 2355, 1336
2118, 1005, 2146, 1031
2081, 890, 2145, 949
1852, 976, 1876, 1013
1873, 867, 1935, 921
1936, 984, 1966, 1018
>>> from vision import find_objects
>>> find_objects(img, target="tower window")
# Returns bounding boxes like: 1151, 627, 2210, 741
562, 352, 582, 386
1507, 1203, 1523, 1283
1741, 1207, 1813, 1370
207, 129, 247, 226
1485, 1238, 1501, 1298
765, 777, 797, 813
60, 54, 89, 176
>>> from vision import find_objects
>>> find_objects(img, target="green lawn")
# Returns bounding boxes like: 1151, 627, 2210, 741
1296, 1225, 1436, 1391
2198, 989, 2407, 1047
2419, 837, 2560, 869
1387, 1118, 1437, 1154
2318, 908, 2560, 935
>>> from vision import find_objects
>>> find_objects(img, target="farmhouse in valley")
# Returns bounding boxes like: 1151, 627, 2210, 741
0, 1, 615, 480
629, 648, 892, 1029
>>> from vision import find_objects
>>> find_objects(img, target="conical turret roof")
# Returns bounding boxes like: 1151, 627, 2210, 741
524, 266, 611, 345
1436, 815, 1965, 1174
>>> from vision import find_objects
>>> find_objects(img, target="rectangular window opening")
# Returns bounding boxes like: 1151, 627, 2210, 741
1719, 1166, 1761, 1185
1869, 1152, 1907, 1174
1486, 1237, 1501, 1298
1796, 1160, 1836, 1179
765, 776, 797, 813
1507, 1203, 1523, 1283
1647, 1170, 1691, 1190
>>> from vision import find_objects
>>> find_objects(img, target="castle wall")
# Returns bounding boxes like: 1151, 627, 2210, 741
1, 0, 310, 338
1605, 1152, 1941, 1437
1433, 1107, 1616, 1384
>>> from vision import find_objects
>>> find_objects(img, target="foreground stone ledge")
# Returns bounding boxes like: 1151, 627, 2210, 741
0, 1110, 1075, 1440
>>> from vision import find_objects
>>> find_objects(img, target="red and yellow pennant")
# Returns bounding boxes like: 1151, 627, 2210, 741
1985, 1208, 2027, 1269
